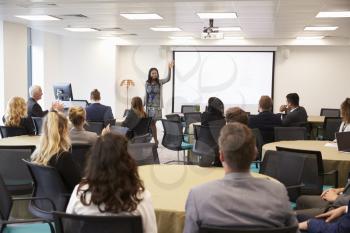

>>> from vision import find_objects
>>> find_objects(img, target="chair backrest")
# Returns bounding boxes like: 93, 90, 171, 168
123, 109, 130, 117
70, 144, 92, 176
0, 126, 28, 138
199, 225, 298, 233
84, 122, 104, 135
193, 125, 218, 167
208, 119, 226, 144
0, 145, 35, 195
181, 105, 200, 113
165, 114, 181, 122
251, 128, 264, 161
260, 150, 305, 201
323, 117, 342, 141
132, 117, 152, 136
23, 160, 69, 219
53, 211, 143, 233
275, 147, 324, 195
161, 119, 183, 151
128, 143, 159, 165
274, 127, 307, 141
320, 108, 340, 118
0, 174, 13, 221
32, 117, 44, 135
184, 112, 201, 134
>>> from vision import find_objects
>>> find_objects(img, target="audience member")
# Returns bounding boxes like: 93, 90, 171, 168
279, 93, 308, 126
27, 85, 63, 117
339, 98, 350, 132
225, 107, 248, 125
31, 111, 81, 192
183, 123, 298, 233
299, 202, 350, 233
85, 89, 114, 124
68, 106, 98, 144
121, 96, 147, 130
249, 96, 282, 143
66, 133, 157, 233
3, 96, 35, 135
201, 97, 225, 126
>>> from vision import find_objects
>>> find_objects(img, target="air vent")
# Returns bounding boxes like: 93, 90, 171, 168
60, 14, 88, 18
98, 27, 123, 31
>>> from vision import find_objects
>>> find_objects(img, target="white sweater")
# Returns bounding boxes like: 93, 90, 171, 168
66, 184, 157, 233
339, 122, 350, 132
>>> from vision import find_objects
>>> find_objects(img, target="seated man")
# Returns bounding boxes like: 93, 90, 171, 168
249, 95, 282, 143
85, 89, 114, 124
225, 107, 248, 125
183, 123, 298, 233
27, 85, 63, 117
280, 93, 308, 126
299, 202, 350, 233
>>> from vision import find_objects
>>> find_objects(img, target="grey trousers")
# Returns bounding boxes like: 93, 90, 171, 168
295, 195, 329, 218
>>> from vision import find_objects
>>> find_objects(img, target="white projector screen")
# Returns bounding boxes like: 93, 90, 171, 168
173, 51, 274, 114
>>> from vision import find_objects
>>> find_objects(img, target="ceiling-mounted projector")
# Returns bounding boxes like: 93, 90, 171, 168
201, 19, 224, 39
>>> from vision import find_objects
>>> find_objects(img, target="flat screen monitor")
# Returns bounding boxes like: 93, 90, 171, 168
53, 83, 73, 101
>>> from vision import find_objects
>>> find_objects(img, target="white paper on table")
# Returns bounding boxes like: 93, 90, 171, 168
324, 142, 338, 148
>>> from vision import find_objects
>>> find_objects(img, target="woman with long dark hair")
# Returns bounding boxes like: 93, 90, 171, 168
145, 61, 174, 145
66, 133, 157, 233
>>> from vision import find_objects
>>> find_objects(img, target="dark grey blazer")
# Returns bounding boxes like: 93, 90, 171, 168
27, 98, 48, 118
282, 106, 308, 126
121, 109, 144, 130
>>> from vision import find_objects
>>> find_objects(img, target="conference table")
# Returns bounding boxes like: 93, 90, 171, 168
262, 140, 350, 187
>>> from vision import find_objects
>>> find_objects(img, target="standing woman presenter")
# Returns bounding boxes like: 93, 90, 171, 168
145, 61, 174, 145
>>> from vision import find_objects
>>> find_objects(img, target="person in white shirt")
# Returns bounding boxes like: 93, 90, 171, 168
66, 133, 157, 233
339, 98, 350, 133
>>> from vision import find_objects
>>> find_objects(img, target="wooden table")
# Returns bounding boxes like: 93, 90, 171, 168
308, 116, 325, 124
263, 140, 350, 186
0, 135, 40, 146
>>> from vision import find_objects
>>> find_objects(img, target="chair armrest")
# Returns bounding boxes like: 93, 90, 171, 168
324, 169, 338, 175
13, 196, 57, 211
286, 184, 305, 190
323, 169, 339, 188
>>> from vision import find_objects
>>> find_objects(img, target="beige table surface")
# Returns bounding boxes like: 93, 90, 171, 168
263, 140, 350, 186
307, 115, 325, 124
138, 164, 273, 233
0, 135, 40, 146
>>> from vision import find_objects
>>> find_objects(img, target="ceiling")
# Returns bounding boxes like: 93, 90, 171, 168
0, 0, 350, 45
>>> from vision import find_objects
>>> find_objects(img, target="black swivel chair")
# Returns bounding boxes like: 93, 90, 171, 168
320, 108, 341, 118
193, 125, 218, 167
128, 143, 159, 165
0, 174, 55, 233
70, 144, 92, 176
251, 128, 264, 167
199, 225, 298, 233
183, 112, 201, 134
128, 117, 153, 143
32, 117, 44, 135
84, 121, 105, 135
165, 114, 181, 123
274, 127, 307, 141
23, 160, 70, 220
321, 117, 342, 141
0, 126, 28, 138
53, 212, 142, 233
0, 145, 36, 195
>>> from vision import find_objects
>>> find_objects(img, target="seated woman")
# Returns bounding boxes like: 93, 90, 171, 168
31, 111, 81, 192
121, 96, 147, 138
201, 97, 225, 126
3, 96, 36, 135
66, 133, 157, 233
68, 106, 98, 144
339, 98, 350, 132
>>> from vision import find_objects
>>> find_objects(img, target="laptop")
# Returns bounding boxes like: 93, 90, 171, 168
335, 131, 350, 152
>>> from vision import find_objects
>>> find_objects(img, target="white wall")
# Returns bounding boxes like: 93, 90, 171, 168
31, 29, 118, 116
0, 21, 4, 117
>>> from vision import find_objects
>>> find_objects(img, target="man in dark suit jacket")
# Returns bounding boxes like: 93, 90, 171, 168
248, 95, 282, 143
85, 89, 114, 124
280, 93, 308, 126
27, 85, 63, 117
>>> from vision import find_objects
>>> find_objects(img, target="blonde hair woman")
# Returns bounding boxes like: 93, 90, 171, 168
68, 106, 98, 144
3, 96, 35, 135
31, 111, 81, 192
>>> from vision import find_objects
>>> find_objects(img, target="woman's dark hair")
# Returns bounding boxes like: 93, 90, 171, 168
78, 133, 145, 213
341, 98, 350, 123
147, 67, 160, 85
131, 96, 146, 118
207, 97, 224, 115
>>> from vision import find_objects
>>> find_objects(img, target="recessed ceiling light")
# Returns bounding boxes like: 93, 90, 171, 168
120, 13, 163, 20
15, 15, 61, 21
150, 27, 182, 32
169, 36, 194, 40
304, 26, 338, 31
224, 36, 245, 40
316, 11, 350, 18
197, 12, 237, 19
64, 27, 97, 32
296, 36, 324, 40
218, 27, 241, 32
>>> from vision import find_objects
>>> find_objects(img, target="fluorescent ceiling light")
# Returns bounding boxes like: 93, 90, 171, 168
150, 27, 182, 32
169, 36, 194, 40
316, 11, 350, 18
304, 26, 338, 31
120, 13, 163, 20
64, 27, 97, 32
15, 15, 60, 21
296, 36, 324, 40
224, 36, 245, 40
197, 12, 237, 19
218, 27, 241, 31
